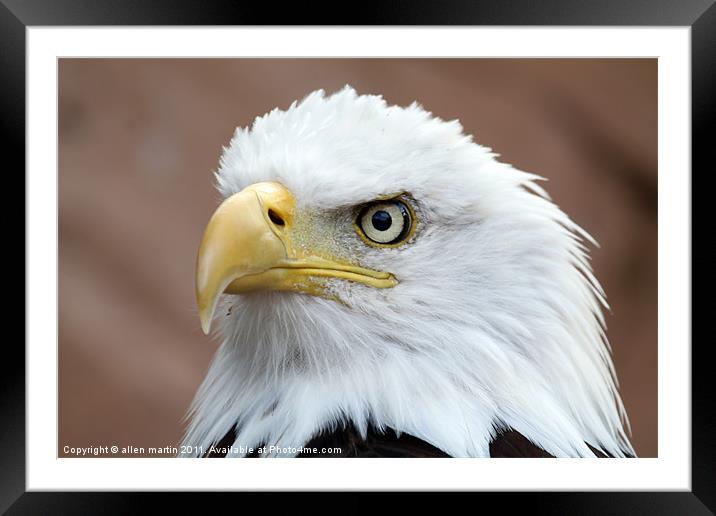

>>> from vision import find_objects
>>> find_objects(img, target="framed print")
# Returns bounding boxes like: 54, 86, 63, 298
4, 0, 708, 512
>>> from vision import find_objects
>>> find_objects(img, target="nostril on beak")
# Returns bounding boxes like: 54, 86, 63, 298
267, 209, 285, 227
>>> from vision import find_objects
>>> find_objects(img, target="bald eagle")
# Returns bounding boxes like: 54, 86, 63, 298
181, 87, 635, 458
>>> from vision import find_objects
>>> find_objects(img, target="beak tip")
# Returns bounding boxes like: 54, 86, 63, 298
201, 321, 211, 335
199, 309, 213, 335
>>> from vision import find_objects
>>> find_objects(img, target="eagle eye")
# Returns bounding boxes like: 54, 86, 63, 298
355, 199, 415, 247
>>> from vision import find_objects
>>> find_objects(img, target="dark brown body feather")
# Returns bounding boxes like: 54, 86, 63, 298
203, 424, 617, 458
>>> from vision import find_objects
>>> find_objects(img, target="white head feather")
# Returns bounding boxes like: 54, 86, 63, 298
181, 86, 634, 458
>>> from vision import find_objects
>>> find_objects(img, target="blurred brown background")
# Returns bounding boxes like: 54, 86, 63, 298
58, 59, 657, 457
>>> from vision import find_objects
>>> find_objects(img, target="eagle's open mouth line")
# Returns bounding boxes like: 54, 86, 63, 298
276, 260, 393, 280
271, 267, 396, 286
223, 260, 398, 293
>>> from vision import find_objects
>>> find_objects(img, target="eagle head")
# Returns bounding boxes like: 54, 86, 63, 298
183, 86, 634, 458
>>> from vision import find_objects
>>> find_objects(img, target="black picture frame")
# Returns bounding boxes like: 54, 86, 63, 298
4, 0, 708, 512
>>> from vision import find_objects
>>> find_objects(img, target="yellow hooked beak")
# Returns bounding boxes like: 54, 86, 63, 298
195, 181, 397, 334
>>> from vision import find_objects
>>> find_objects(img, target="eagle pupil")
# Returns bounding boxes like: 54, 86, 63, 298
372, 210, 392, 231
